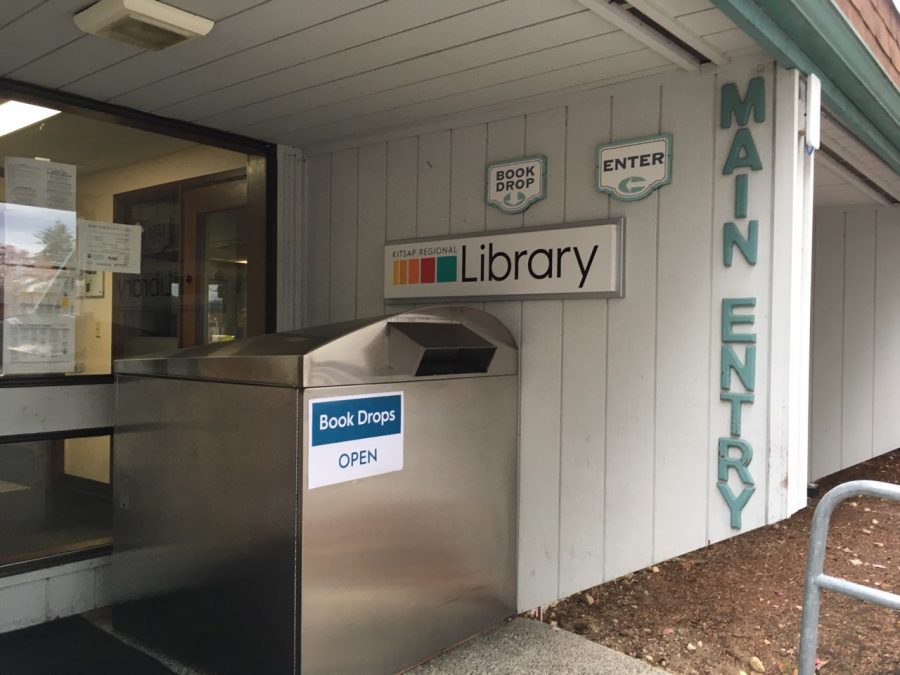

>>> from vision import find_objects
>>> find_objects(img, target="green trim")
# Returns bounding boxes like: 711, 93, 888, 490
712, 0, 900, 175
485, 155, 547, 214
595, 133, 673, 202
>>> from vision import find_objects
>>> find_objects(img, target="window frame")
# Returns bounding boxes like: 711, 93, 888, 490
0, 426, 114, 578
0, 77, 278, 387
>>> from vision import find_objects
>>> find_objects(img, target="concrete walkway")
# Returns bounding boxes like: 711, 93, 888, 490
408, 618, 668, 675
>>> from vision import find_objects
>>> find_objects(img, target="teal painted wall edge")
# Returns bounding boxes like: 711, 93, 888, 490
712, 0, 900, 175
759, 0, 899, 144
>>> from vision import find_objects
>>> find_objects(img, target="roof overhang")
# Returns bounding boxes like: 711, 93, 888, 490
713, 0, 900, 175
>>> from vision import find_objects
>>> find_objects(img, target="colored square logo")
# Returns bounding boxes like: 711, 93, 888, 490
420, 257, 436, 284
436, 256, 457, 283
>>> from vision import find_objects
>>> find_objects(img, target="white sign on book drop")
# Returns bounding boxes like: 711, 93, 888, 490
307, 392, 405, 489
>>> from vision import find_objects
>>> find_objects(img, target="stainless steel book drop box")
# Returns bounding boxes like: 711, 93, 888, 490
112, 306, 518, 674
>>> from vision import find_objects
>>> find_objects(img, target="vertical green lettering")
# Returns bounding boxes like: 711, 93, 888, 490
723, 128, 763, 175
717, 483, 756, 529
720, 76, 766, 129
718, 437, 754, 484
720, 392, 754, 436
734, 173, 748, 218
722, 298, 757, 343
721, 345, 756, 392
724, 220, 758, 267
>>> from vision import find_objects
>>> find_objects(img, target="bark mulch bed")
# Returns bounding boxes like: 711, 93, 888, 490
548, 449, 900, 675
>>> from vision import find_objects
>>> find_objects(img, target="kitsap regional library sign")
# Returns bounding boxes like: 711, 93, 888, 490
384, 133, 675, 302
384, 220, 624, 302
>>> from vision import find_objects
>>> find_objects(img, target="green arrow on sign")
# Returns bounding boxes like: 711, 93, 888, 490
618, 176, 646, 194
503, 191, 526, 207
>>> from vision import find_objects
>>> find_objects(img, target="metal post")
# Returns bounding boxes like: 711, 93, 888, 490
798, 479, 900, 675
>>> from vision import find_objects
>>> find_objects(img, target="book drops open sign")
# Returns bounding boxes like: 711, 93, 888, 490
384, 220, 623, 302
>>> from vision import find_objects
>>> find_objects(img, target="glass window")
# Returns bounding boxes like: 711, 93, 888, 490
0, 89, 271, 573
0, 98, 270, 378
0, 434, 111, 569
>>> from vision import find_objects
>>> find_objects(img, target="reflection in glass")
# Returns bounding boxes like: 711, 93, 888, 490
0, 203, 76, 263
199, 207, 247, 344
114, 196, 180, 358
0, 204, 78, 375
0, 436, 111, 569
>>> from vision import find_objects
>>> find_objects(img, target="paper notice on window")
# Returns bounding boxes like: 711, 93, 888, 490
2, 315, 75, 374
77, 219, 142, 273
3, 266, 77, 317
1, 266, 77, 374
4, 157, 76, 212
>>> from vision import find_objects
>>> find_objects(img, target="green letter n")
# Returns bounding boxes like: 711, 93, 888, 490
724, 220, 758, 267
721, 77, 766, 129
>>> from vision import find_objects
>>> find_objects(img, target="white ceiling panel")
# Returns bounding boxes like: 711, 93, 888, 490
703, 28, 757, 53
0, 0, 92, 76
9, 0, 269, 93
8, 35, 141, 89
0, 0, 44, 30
813, 160, 878, 206
111, 0, 499, 112
183, 5, 610, 128
64, 0, 383, 101
245, 31, 638, 141
674, 8, 737, 36
166, 0, 270, 22
822, 113, 900, 201
280, 48, 670, 146
0, 0, 760, 150
663, 0, 716, 17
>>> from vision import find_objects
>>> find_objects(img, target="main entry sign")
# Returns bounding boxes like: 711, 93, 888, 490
308, 392, 404, 489
384, 220, 623, 302
596, 134, 672, 201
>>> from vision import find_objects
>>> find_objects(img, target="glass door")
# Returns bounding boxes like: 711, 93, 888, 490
181, 178, 247, 347
112, 170, 266, 358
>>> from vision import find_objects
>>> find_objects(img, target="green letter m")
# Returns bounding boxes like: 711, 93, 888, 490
721, 77, 766, 129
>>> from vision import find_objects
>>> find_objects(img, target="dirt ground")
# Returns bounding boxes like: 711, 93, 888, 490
548, 450, 900, 675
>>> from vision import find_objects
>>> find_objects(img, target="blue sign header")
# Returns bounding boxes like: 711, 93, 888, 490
311, 394, 402, 446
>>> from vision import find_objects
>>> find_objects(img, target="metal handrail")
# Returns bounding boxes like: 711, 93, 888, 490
798, 479, 900, 674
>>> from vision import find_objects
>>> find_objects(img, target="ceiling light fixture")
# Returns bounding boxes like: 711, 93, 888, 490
74, 0, 214, 51
0, 101, 60, 138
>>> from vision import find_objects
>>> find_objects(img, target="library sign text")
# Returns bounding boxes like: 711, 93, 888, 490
384, 220, 622, 301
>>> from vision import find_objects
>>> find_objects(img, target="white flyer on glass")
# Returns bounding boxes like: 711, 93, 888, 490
2, 265, 78, 374
3, 266, 77, 317
4, 157, 76, 211
77, 219, 142, 273
2, 315, 75, 374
